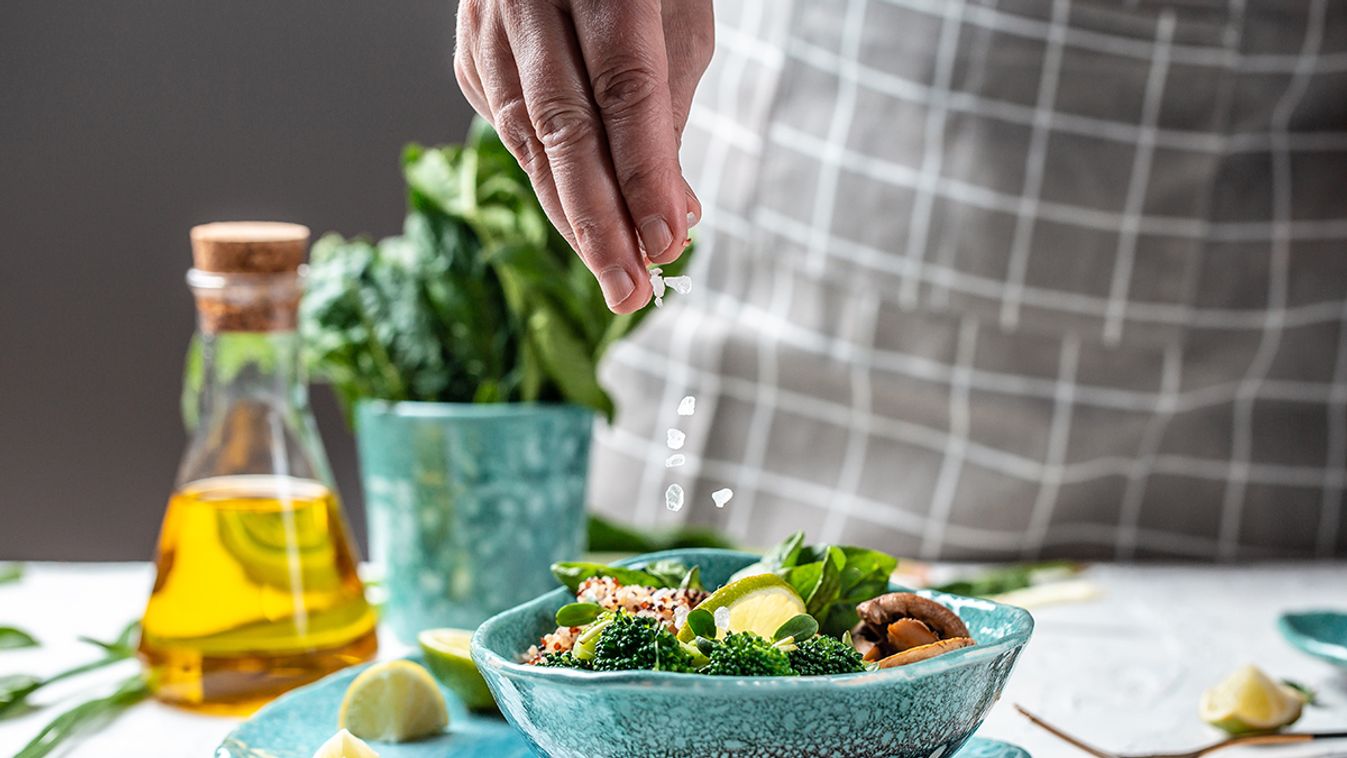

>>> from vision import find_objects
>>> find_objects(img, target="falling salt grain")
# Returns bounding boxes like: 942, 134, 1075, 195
666, 428, 686, 450
677, 395, 696, 416
663, 276, 692, 295
714, 606, 730, 630
711, 488, 734, 508
664, 483, 685, 512
649, 268, 666, 308
665, 453, 686, 468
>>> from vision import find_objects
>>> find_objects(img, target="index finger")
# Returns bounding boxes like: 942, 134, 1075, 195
571, 0, 690, 265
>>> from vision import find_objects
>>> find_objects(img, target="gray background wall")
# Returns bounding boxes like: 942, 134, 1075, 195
0, 1, 476, 559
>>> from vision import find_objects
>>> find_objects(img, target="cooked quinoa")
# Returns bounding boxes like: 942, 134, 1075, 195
525, 576, 709, 664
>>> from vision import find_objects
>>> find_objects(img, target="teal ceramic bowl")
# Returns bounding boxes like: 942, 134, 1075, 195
1279, 611, 1347, 668
472, 549, 1034, 758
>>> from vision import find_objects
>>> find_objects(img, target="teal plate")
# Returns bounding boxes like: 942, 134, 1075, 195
1279, 611, 1347, 668
216, 657, 1030, 758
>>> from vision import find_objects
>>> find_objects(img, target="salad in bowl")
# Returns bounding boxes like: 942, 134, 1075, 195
471, 533, 1033, 758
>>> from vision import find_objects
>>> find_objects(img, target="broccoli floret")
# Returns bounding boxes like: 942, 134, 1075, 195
588, 611, 697, 673
788, 635, 865, 676
702, 632, 796, 677
537, 652, 590, 669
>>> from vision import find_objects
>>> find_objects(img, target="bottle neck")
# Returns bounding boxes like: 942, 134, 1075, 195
195, 330, 308, 418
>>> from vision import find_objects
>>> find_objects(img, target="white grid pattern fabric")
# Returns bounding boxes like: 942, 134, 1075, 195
590, 0, 1347, 560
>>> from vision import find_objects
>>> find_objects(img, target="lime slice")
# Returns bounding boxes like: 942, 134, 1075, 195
677, 574, 807, 642
312, 729, 381, 758
418, 628, 497, 712
338, 660, 449, 743
1199, 664, 1305, 735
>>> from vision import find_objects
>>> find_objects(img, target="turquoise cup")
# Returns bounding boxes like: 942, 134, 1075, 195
355, 400, 592, 642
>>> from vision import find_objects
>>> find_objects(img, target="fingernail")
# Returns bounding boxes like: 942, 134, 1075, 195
686, 211, 699, 229
598, 266, 636, 308
639, 217, 674, 258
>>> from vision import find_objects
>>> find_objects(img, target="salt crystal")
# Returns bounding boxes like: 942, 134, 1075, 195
665, 453, 686, 468
666, 428, 686, 450
714, 606, 730, 630
649, 269, 666, 298
654, 296, 663, 308
677, 395, 696, 416
663, 276, 692, 295
664, 483, 685, 512
711, 488, 734, 508
674, 606, 690, 630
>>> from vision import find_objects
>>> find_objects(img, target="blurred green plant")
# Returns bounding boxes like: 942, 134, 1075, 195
299, 118, 691, 422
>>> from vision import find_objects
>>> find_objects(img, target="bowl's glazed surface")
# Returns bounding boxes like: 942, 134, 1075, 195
472, 549, 1034, 758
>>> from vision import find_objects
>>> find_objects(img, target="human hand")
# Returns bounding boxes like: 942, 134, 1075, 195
454, 0, 714, 313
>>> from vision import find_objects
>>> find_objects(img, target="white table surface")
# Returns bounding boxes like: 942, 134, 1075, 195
2, 562, 1345, 758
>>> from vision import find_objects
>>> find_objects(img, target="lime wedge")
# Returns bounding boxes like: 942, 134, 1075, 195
418, 628, 497, 712
312, 729, 381, 758
677, 574, 807, 642
1199, 664, 1305, 735
338, 660, 448, 743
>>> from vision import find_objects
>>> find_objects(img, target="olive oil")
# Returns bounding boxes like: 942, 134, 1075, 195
140, 475, 376, 714
140, 223, 376, 714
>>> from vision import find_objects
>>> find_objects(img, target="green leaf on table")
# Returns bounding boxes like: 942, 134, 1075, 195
78, 620, 139, 657
0, 564, 22, 584
1, 674, 43, 717
0, 627, 38, 650
15, 674, 149, 758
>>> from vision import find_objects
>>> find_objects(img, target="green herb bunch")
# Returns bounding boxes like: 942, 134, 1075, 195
300, 118, 691, 421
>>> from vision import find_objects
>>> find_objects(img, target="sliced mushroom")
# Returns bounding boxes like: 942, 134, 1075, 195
876, 637, 975, 669
886, 618, 940, 650
850, 592, 975, 665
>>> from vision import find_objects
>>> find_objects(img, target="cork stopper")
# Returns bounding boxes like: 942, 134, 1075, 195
190, 221, 310, 273
188, 222, 309, 333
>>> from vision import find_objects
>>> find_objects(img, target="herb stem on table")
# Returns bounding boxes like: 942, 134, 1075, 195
15, 674, 149, 758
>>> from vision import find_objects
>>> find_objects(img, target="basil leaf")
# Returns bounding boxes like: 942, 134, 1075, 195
555, 603, 604, 628
773, 614, 819, 643
686, 609, 717, 640
0, 627, 37, 650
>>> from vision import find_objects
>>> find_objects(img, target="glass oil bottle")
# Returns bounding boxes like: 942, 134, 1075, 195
139, 222, 377, 714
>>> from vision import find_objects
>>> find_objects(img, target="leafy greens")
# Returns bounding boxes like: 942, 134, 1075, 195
732, 532, 898, 637
301, 118, 692, 421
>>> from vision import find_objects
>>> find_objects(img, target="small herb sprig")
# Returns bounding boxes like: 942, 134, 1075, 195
0, 627, 38, 650
14, 674, 148, 758
1, 621, 139, 718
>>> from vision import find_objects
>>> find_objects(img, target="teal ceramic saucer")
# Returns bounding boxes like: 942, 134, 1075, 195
215, 657, 1031, 758
1279, 611, 1347, 668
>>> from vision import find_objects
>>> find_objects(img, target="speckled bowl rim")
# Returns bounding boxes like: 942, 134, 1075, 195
472, 548, 1034, 689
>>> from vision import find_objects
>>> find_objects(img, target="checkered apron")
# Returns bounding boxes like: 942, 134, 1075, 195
590, 0, 1347, 560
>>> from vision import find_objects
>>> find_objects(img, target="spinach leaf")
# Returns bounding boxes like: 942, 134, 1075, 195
585, 514, 734, 553
748, 533, 898, 637
0, 564, 21, 585
549, 562, 667, 593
